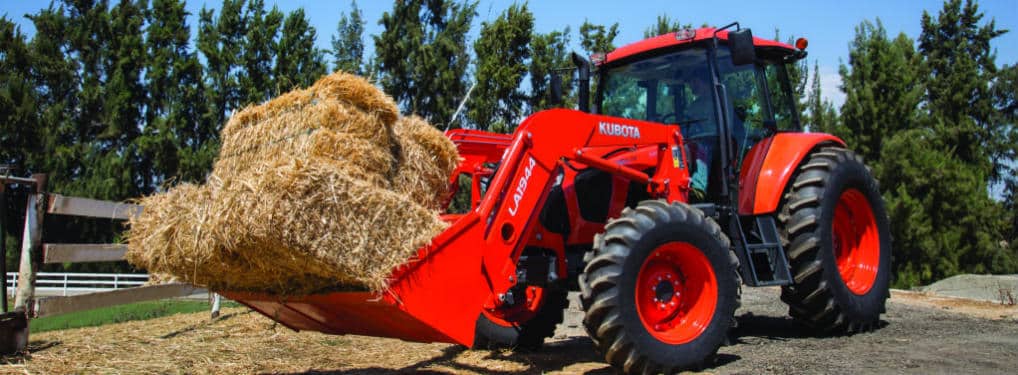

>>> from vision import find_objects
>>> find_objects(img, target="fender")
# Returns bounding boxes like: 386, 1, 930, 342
738, 132, 846, 215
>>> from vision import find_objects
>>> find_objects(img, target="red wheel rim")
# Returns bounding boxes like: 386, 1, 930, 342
635, 242, 717, 344
482, 286, 545, 327
832, 188, 880, 295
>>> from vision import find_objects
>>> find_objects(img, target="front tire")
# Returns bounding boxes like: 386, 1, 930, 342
473, 283, 568, 350
580, 200, 740, 374
779, 147, 892, 334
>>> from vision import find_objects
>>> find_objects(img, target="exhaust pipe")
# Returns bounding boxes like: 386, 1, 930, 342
571, 52, 592, 113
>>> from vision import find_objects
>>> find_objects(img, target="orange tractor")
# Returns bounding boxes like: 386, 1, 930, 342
222, 24, 891, 373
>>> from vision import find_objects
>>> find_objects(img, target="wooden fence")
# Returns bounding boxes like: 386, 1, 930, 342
0, 173, 211, 353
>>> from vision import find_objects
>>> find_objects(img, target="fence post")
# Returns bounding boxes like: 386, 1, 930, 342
14, 174, 46, 314
3, 174, 45, 354
1, 182, 7, 313
211, 293, 221, 319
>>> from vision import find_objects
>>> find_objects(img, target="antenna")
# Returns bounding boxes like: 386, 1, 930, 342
447, 80, 477, 131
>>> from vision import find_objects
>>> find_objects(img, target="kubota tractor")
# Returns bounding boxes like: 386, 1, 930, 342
222, 24, 891, 374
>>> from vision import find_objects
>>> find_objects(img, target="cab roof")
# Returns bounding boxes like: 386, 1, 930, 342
603, 27, 796, 65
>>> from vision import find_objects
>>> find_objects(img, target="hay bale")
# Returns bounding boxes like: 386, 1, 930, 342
222, 73, 399, 140
129, 159, 446, 294
127, 72, 460, 294
215, 127, 395, 188
309, 72, 400, 125
392, 116, 461, 209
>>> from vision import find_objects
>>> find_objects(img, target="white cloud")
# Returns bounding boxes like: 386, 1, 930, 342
816, 65, 845, 110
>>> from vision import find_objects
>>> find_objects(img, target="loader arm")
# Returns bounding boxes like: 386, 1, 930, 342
222, 109, 690, 347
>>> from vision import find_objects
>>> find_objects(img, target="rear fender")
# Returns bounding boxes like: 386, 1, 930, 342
738, 132, 846, 215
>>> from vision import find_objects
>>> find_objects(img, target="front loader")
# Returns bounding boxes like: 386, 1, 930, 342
222, 23, 891, 374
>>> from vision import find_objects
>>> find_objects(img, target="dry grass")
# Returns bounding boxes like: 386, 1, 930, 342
1, 307, 609, 375
126, 72, 460, 295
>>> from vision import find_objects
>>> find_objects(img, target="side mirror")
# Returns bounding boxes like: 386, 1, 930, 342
549, 73, 563, 106
729, 28, 756, 66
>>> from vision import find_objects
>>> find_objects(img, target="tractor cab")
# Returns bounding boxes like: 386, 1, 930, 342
592, 26, 805, 204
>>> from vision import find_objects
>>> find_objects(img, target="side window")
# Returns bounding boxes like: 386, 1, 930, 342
763, 64, 798, 131
717, 62, 767, 160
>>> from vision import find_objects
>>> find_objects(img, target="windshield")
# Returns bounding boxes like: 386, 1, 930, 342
599, 47, 718, 136
597, 44, 802, 200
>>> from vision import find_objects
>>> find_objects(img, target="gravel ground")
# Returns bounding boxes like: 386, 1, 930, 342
549, 287, 1018, 374
6, 286, 1017, 374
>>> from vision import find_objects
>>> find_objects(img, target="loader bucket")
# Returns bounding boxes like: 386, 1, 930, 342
219, 213, 491, 346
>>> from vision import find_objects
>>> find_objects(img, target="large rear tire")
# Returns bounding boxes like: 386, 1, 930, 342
779, 147, 891, 334
580, 200, 740, 374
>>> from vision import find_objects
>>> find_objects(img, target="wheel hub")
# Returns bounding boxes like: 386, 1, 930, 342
653, 280, 676, 303
635, 242, 718, 344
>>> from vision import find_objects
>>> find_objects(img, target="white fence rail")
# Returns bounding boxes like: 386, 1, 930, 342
6, 272, 149, 297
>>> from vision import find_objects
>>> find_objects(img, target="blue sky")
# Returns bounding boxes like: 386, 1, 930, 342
3, 0, 1017, 106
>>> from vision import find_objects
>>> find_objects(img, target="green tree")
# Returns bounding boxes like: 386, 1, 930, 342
92, 0, 145, 199
804, 61, 839, 133
331, 0, 366, 75
241, 0, 283, 104
837, 20, 922, 163
144, 0, 212, 184
197, 0, 246, 127
25, 4, 77, 186
274, 8, 327, 92
0, 18, 40, 170
374, 0, 477, 127
579, 20, 619, 55
466, 3, 533, 132
919, 0, 1009, 179
878, 128, 1013, 286
527, 27, 572, 113
993, 64, 1017, 246
578, 21, 618, 112
643, 14, 690, 38
914, 0, 1017, 283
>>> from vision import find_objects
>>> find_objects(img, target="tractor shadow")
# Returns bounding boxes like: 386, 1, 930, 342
279, 313, 887, 374
731, 312, 890, 342
279, 336, 614, 375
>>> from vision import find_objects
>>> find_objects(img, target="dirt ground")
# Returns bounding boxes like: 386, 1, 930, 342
3, 287, 1017, 374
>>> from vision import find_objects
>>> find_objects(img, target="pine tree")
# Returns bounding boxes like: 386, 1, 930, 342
25, 4, 77, 188
527, 27, 572, 113
145, 0, 212, 184
837, 20, 922, 164
466, 3, 533, 132
993, 63, 1017, 245
805, 61, 839, 133
197, 0, 247, 127
915, 0, 1016, 280
0, 18, 40, 170
241, 0, 283, 104
643, 14, 690, 38
919, 0, 1008, 177
579, 20, 619, 55
94, 0, 145, 199
274, 8, 327, 92
374, 0, 477, 127
331, 0, 365, 75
